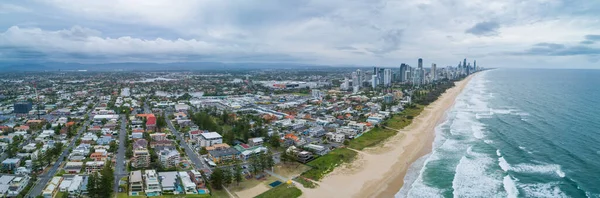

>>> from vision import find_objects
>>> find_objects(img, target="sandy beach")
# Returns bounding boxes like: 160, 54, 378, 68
300, 74, 475, 198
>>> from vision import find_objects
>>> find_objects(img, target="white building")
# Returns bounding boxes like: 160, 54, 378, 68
144, 170, 161, 195
178, 172, 197, 194
199, 132, 223, 147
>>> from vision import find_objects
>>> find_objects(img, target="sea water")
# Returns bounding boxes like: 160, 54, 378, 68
397, 69, 600, 198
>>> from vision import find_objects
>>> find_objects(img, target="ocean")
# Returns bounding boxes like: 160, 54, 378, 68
397, 69, 600, 198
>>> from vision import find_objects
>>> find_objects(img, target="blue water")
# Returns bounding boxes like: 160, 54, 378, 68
398, 69, 600, 198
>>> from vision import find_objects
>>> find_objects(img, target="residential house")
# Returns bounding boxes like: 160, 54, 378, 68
158, 172, 177, 192
150, 140, 174, 148
6, 176, 30, 197
198, 132, 223, 147
326, 132, 345, 143
234, 144, 268, 161
286, 146, 314, 163
205, 143, 230, 151
208, 147, 239, 163
178, 172, 197, 194
157, 148, 180, 168
248, 137, 264, 147
304, 144, 330, 156
132, 149, 150, 168
67, 175, 84, 195
336, 127, 358, 138
89, 152, 108, 161
150, 133, 167, 141
144, 170, 161, 195
308, 126, 326, 137
129, 171, 143, 195
1, 158, 20, 171
85, 161, 105, 174
188, 170, 206, 189
0, 175, 14, 196
64, 162, 83, 174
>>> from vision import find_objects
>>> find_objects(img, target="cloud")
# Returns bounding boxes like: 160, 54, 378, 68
0, 0, 599, 68
506, 42, 600, 57
465, 21, 500, 36
0, 3, 31, 14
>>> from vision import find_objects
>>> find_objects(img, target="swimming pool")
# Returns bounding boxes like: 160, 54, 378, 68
146, 192, 160, 197
198, 189, 209, 194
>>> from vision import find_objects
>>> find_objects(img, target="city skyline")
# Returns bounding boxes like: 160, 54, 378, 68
0, 0, 599, 69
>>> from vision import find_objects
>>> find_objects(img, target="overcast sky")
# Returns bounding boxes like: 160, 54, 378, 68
1, 0, 599, 68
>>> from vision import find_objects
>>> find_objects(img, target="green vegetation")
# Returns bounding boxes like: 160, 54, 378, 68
155, 195, 210, 198
385, 105, 424, 130
87, 161, 114, 198
255, 184, 302, 198
348, 127, 398, 150
116, 192, 129, 198
301, 148, 357, 180
209, 190, 230, 198
293, 177, 318, 188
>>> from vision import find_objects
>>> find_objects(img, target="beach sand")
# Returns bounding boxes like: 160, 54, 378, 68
300, 74, 475, 198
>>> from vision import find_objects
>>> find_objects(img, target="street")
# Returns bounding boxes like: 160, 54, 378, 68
164, 111, 208, 171
26, 110, 95, 198
113, 115, 128, 193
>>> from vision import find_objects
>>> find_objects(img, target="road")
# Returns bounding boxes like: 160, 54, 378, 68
164, 111, 207, 170
113, 115, 128, 193
26, 111, 94, 198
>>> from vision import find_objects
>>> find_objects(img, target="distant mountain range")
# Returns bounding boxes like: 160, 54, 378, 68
0, 61, 341, 71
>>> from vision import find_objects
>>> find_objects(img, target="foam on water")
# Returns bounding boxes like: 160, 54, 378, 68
504, 175, 519, 198
499, 157, 510, 172
452, 153, 505, 197
519, 182, 568, 198
496, 149, 501, 157
508, 163, 566, 178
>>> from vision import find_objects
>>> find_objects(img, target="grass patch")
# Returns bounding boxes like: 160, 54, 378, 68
210, 190, 231, 198
55, 169, 66, 176
301, 148, 357, 181
293, 177, 318, 188
117, 192, 129, 198
55, 191, 66, 198
348, 127, 397, 150
385, 105, 424, 130
254, 184, 302, 198
155, 195, 210, 198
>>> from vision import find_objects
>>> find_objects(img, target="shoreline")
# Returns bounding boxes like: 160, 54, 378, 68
300, 74, 476, 198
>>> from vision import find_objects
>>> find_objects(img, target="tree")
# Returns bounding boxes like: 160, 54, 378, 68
199, 147, 208, 155
268, 134, 280, 148
234, 164, 243, 185
99, 161, 114, 198
156, 115, 167, 132
46, 123, 52, 130
109, 140, 118, 153
343, 140, 350, 146
88, 172, 99, 198
210, 168, 224, 190
54, 124, 62, 135
222, 168, 232, 187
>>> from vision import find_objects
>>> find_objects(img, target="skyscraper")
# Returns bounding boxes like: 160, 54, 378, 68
431, 63, 437, 81
371, 74, 378, 88
399, 63, 408, 82
418, 58, 425, 85
378, 68, 385, 85
383, 69, 392, 87
356, 69, 362, 88
474, 60, 477, 72
351, 71, 358, 88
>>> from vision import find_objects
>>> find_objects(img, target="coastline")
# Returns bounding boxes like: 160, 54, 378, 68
300, 74, 476, 198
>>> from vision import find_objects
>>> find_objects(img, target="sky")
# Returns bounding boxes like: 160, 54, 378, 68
0, 0, 599, 69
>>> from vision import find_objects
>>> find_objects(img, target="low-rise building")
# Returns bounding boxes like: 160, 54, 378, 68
178, 172, 197, 194
64, 162, 84, 174
85, 161, 105, 174
144, 170, 161, 195
1, 158, 20, 171
304, 144, 330, 156
198, 132, 223, 147
129, 171, 143, 195
157, 148, 180, 168
208, 147, 239, 163
158, 171, 177, 192
132, 149, 150, 168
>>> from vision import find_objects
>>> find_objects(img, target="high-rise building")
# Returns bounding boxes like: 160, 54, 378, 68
356, 69, 362, 88
371, 75, 378, 88
474, 60, 477, 72
14, 101, 32, 114
383, 69, 392, 87
378, 68, 385, 85
431, 63, 437, 81
418, 58, 423, 69
351, 72, 358, 87
341, 77, 350, 90
399, 63, 408, 82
